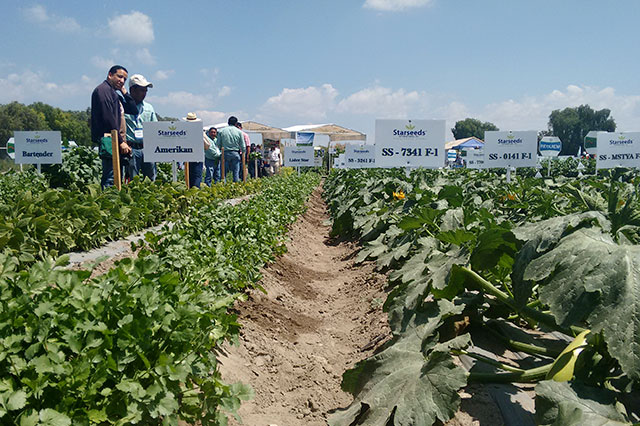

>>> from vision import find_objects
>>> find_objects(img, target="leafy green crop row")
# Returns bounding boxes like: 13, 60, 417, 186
0, 172, 320, 425
324, 168, 640, 426
0, 177, 264, 267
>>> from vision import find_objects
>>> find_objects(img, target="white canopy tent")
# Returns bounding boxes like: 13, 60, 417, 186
283, 123, 366, 142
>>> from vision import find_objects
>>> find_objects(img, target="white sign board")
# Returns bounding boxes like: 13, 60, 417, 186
484, 131, 537, 168
539, 136, 562, 157
6, 137, 15, 160
345, 145, 376, 168
335, 153, 346, 168
284, 146, 314, 167
14, 131, 62, 164
596, 132, 640, 169
375, 119, 445, 168
464, 149, 485, 169
143, 121, 204, 162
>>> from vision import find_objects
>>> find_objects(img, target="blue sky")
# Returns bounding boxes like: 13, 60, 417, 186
2, 0, 640, 142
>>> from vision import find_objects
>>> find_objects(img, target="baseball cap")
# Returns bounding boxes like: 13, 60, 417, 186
129, 74, 153, 89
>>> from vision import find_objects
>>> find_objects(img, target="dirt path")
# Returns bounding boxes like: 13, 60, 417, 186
218, 187, 390, 425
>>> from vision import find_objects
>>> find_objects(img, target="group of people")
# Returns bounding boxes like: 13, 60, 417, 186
90, 65, 282, 189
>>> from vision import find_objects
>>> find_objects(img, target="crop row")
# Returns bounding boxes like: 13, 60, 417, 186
0, 175, 265, 267
324, 168, 640, 425
0, 171, 320, 425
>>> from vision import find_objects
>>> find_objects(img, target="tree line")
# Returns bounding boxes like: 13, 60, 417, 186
452, 104, 616, 155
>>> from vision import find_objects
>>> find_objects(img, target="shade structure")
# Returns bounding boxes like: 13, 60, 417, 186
283, 124, 366, 142
445, 137, 484, 150
209, 120, 293, 141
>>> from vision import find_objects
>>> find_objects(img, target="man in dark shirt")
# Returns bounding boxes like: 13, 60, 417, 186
91, 65, 137, 188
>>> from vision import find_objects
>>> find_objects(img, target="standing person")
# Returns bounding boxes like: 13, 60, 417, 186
124, 74, 157, 181
183, 112, 208, 188
269, 143, 281, 175
236, 122, 251, 180
216, 116, 246, 182
204, 127, 221, 185
91, 65, 137, 188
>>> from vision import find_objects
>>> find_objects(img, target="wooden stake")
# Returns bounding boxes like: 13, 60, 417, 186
185, 162, 190, 188
242, 150, 246, 182
110, 130, 121, 190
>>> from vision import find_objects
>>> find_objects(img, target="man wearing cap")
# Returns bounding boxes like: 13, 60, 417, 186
216, 116, 246, 182
91, 65, 138, 188
124, 74, 158, 181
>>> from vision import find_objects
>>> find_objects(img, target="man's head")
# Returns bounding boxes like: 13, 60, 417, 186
236, 122, 243, 129
228, 116, 238, 126
208, 127, 217, 138
128, 74, 153, 103
107, 65, 128, 91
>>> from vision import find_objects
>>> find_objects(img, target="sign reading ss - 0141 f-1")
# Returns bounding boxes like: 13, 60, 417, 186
375, 119, 445, 168
483, 131, 537, 168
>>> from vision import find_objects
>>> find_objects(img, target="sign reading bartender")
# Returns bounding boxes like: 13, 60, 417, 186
143, 121, 204, 162
375, 119, 445, 168
13, 131, 62, 164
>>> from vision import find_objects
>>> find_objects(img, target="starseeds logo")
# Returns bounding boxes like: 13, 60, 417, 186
609, 135, 633, 145
498, 133, 523, 145
393, 121, 426, 137
26, 133, 48, 144
158, 128, 187, 137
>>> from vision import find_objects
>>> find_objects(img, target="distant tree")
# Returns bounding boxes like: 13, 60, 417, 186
547, 105, 616, 155
451, 118, 498, 140
0, 102, 50, 158
30, 102, 91, 147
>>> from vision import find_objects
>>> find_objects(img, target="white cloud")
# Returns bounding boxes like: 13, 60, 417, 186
196, 110, 229, 125
479, 85, 640, 132
363, 0, 434, 11
108, 11, 154, 45
218, 86, 232, 98
91, 56, 115, 70
135, 48, 156, 65
147, 91, 215, 111
0, 70, 95, 105
262, 84, 339, 120
23, 4, 82, 32
153, 70, 174, 81
337, 86, 424, 118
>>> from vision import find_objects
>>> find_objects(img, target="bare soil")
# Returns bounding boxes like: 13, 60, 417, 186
218, 187, 391, 425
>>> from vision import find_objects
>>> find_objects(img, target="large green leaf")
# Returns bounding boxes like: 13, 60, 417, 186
329, 300, 468, 426
523, 228, 640, 380
535, 381, 630, 426
511, 212, 610, 305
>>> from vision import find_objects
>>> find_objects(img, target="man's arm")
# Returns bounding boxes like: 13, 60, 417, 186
120, 92, 138, 115
94, 85, 118, 132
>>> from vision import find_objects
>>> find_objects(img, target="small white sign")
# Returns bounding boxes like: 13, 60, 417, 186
284, 146, 314, 167
539, 136, 562, 157
484, 131, 537, 168
464, 149, 485, 169
14, 131, 62, 164
596, 132, 640, 169
345, 145, 376, 168
375, 119, 445, 168
143, 121, 204, 162
334, 153, 346, 169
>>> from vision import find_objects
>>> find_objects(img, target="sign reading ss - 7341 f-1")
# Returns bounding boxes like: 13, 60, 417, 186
375, 119, 445, 168
483, 131, 537, 168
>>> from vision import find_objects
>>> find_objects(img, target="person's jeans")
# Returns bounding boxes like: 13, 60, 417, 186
204, 157, 221, 186
127, 148, 156, 181
188, 162, 203, 188
101, 157, 113, 189
224, 151, 242, 182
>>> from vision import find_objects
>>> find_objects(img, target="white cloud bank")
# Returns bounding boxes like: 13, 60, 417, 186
363, 0, 434, 11
108, 11, 154, 45
0, 70, 95, 105
23, 4, 82, 33
259, 83, 640, 135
